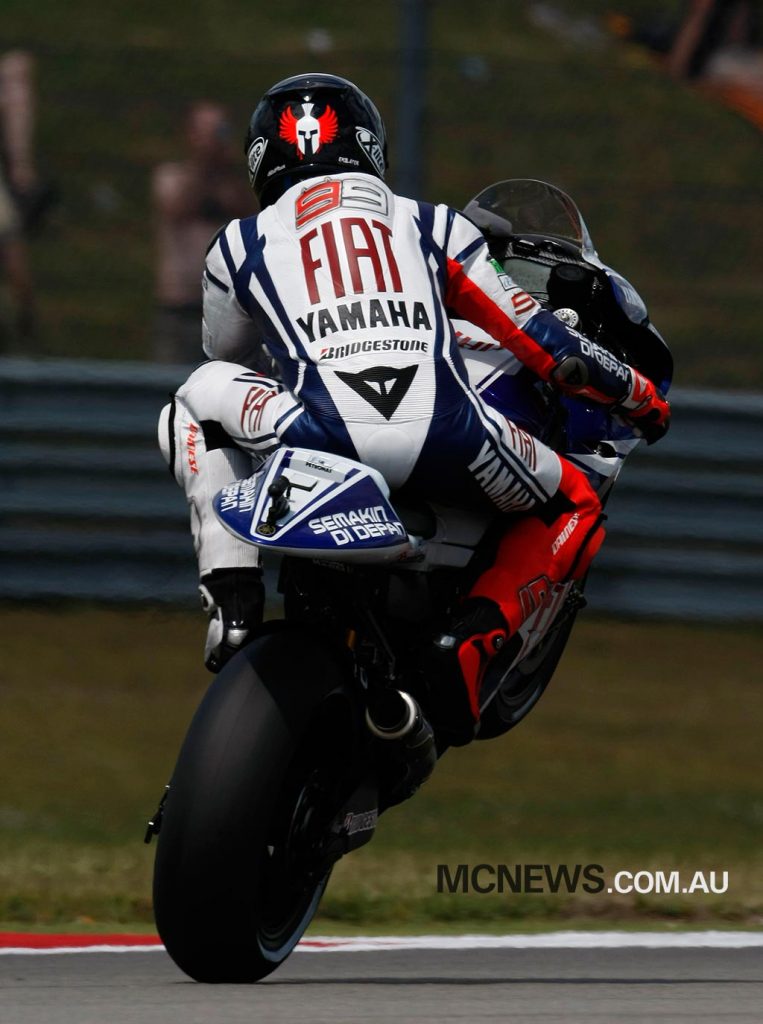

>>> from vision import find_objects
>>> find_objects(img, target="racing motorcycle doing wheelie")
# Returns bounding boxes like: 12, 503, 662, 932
147, 179, 673, 982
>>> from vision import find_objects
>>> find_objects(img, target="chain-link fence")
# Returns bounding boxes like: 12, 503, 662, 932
1, 0, 761, 385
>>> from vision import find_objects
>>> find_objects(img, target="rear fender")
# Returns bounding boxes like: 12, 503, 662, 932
214, 447, 417, 563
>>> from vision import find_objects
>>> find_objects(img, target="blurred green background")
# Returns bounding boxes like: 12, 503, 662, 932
1, 609, 761, 930
1, 1, 762, 931
2, 0, 762, 383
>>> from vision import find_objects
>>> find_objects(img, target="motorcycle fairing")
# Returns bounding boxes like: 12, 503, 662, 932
214, 447, 414, 562
466, 178, 674, 393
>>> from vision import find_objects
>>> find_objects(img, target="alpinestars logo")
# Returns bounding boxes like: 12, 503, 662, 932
335, 365, 418, 420
279, 103, 339, 159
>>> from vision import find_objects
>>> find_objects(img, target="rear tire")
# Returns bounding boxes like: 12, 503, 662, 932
153, 628, 355, 982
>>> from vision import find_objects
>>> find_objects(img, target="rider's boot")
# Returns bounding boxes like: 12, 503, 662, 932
158, 393, 266, 672
424, 460, 606, 746
199, 567, 265, 672
424, 597, 510, 747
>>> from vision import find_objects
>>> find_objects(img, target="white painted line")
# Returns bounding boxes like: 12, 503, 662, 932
2, 931, 763, 955
0, 944, 164, 956
297, 931, 763, 952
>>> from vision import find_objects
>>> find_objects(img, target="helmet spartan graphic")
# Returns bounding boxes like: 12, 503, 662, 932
278, 102, 339, 159
244, 74, 388, 205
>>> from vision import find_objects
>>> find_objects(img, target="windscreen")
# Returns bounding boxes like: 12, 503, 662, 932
466, 179, 598, 259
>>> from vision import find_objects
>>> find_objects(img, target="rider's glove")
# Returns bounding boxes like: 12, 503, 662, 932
616, 368, 671, 445
198, 568, 265, 673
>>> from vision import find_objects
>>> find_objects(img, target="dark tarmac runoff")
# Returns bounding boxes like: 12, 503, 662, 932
2, 946, 762, 1024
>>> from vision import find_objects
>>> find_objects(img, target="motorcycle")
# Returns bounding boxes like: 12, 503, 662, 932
147, 179, 673, 982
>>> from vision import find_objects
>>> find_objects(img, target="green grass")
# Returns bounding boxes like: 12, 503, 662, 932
1, 606, 761, 931
1, 1, 760, 383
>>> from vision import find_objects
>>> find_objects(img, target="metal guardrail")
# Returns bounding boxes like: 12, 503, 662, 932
0, 358, 196, 604
1, 358, 761, 620
585, 387, 763, 620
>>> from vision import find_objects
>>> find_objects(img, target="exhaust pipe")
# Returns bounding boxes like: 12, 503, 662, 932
365, 689, 418, 740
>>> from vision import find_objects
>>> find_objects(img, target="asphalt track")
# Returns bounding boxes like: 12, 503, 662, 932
2, 934, 762, 1024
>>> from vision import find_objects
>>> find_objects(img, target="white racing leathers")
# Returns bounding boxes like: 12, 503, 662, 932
160, 173, 632, 580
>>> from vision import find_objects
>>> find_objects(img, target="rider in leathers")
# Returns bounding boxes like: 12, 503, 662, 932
159, 74, 670, 746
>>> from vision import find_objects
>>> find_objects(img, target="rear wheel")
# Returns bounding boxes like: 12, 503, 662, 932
153, 628, 356, 982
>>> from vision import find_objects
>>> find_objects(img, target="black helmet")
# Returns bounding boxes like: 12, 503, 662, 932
244, 72, 388, 207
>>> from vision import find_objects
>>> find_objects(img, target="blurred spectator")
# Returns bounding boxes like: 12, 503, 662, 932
611, 1, 763, 133
667, 1, 763, 131
0, 50, 38, 351
667, 0, 760, 80
152, 101, 254, 364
